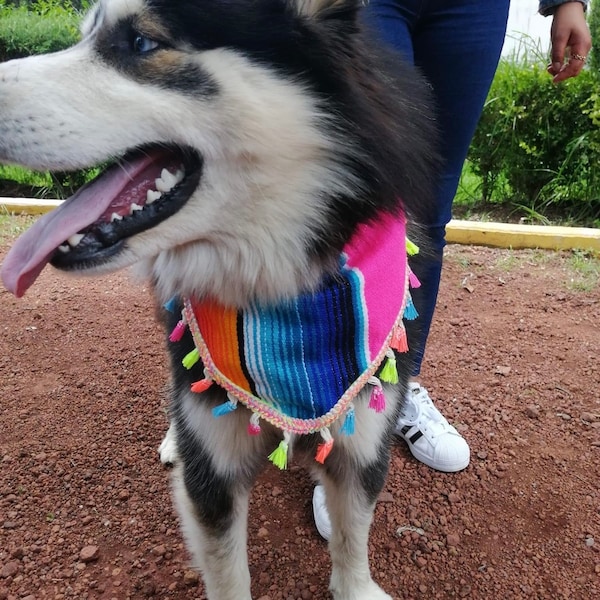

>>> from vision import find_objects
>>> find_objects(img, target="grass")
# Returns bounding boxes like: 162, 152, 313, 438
493, 250, 522, 272
0, 4, 80, 60
454, 160, 482, 208
454, 162, 517, 223
454, 161, 600, 227
0, 212, 36, 243
447, 245, 599, 293
0, 164, 55, 191
567, 249, 600, 292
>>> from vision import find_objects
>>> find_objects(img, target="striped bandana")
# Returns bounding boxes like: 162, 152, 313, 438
172, 212, 418, 467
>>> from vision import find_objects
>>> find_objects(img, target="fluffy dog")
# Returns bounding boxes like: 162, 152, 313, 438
0, 0, 436, 598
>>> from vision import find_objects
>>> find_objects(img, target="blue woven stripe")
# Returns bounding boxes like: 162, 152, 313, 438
240, 272, 366, 419
243, 301, 314, 417
297, 283, 343, 414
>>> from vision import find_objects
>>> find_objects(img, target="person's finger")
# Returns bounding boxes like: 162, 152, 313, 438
547, 62, 562, 77
549, 24, 568, 73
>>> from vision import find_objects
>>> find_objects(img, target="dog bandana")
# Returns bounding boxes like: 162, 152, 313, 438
168, 212, 419, 468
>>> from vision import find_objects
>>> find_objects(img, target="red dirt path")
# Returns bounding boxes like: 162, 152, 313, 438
1, 216, 599, 599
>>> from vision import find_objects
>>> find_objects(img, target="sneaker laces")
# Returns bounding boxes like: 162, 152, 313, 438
399, 385, 453, 440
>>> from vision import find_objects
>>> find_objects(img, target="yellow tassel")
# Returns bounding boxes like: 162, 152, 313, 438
379, 350, 399, 384
182, 348, 200, 369
268, 433, 290, 470
406, 238, 420, 256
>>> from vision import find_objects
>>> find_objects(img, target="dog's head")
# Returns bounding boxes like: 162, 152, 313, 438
0, 0, 436, 305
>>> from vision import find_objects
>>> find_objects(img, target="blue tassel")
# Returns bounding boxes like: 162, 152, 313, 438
163, 296, 178, 313
403, 294, 418, 321
340, 405, 355, 436
212, 399, 238, 418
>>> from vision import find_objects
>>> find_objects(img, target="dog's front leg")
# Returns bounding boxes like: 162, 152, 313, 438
173, 472, 253, 600
325, 476, 392, 600
170, 396, 265, 600
326, 479, 394, 600
322, 400, 396, 600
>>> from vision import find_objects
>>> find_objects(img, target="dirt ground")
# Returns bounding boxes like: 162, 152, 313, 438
0, 215, 599, 600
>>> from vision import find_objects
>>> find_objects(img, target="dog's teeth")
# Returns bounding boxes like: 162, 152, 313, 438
130, 203, 143, 214
155, 178, 171, 193
162, 168, 178, 186
67, 233, 85, 247
111, 212, 123, 222
155, 169, 177, 193
146, 190, 162, 204
174, 168, 184, 184
58, 244, 71, 253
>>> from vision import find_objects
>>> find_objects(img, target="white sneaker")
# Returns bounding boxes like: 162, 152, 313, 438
395, 382, 470, 472
312, 484, 332, 541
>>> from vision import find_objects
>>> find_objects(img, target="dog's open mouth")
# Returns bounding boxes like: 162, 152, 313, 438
1, 145, 202, 298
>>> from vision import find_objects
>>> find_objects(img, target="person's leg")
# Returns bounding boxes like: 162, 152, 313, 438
366, 0, 510, 374
313, 0, 510, 540
369, 0, 509, 471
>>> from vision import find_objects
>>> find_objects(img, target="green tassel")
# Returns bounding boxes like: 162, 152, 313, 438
268, 438, 289, 470
182, 348, 200, 370
406, 238, 420, 256
379, 351, 399, 384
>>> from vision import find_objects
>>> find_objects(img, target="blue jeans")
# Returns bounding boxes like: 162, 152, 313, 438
363, 0, 510, 375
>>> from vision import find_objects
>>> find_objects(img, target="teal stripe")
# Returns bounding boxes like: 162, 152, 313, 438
239, 270, 367, 420
343, 261, 369, 371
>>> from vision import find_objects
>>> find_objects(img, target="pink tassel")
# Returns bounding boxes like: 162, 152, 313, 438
169, 319, 187, 342
247, 413, 261, 436
368, 377, 386, 413
409, 269, 421, 289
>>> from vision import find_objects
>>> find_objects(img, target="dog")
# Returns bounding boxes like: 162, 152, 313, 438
0, 0, 437, 598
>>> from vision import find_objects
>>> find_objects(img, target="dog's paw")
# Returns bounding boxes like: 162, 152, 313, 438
330, 578, 392, 600
158, 425, 178, 466
362, 587, 392, 600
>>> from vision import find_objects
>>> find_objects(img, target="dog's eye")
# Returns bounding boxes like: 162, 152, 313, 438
133, 34, 159, 54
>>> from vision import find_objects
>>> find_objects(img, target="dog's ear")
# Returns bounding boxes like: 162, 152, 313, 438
290, 0, 361, 20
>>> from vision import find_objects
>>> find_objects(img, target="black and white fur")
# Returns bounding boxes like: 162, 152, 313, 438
0, 0, 437, 598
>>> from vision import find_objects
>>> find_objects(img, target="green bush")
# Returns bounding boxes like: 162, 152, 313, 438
0, 1, 82, 61
588, 0, 600, 73
467, 57, 600, 226
0, 1, 94, 198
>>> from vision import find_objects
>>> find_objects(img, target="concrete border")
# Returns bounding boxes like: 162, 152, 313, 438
1, 198, 61, 216
446, 219, 600, 252
2, 197, 599, 252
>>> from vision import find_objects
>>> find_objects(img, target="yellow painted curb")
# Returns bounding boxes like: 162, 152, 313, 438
446, 219, 599, 252
2, 198, 599, 252
1, 197, 61, 216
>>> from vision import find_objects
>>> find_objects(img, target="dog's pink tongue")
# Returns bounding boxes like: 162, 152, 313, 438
1, 155, 155, 297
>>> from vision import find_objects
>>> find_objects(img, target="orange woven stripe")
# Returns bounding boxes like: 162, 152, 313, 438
193, 300, 250, 390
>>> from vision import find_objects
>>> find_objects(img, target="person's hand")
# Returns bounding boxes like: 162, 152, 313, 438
547, 1, 592, 83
